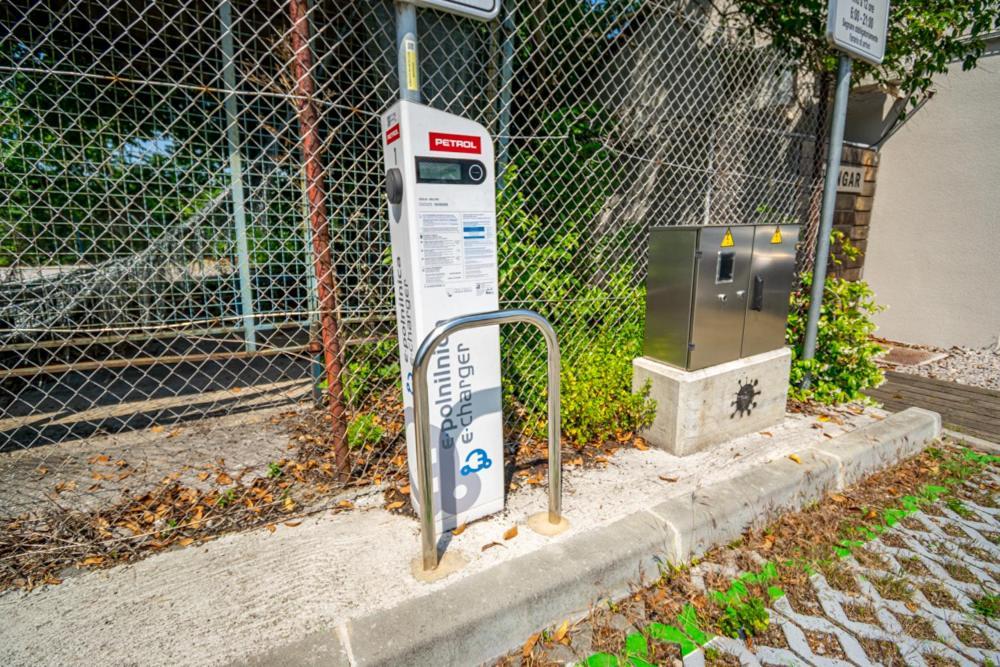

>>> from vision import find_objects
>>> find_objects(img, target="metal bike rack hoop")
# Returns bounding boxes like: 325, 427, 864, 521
411, 308, 562, 571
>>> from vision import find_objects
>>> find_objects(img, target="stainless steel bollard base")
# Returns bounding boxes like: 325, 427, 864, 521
526, 511, 570, 537
410, 550, 469, 583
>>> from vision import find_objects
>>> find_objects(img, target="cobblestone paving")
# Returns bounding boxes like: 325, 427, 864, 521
701, 476, 1000, 666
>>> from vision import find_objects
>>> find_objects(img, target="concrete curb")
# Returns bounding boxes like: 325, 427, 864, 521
942, 427, 1000, 455
239, 407, 941, 666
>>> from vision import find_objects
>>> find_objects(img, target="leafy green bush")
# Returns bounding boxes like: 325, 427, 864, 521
786, 271, 885, 404
497, 149, 655, 445
560, 329, 657, 446
346, 413, 385, 449
342, 339, 399, 407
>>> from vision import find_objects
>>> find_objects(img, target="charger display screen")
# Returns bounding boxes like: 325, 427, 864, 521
415, 156, 486, 184
417, 160, 462, 182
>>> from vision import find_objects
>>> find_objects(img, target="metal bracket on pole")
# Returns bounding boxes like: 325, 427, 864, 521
411, 309, 565, 572
801, 54, 853, 387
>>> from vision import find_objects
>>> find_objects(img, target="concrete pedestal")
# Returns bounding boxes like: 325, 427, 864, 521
632, 348, 792, 456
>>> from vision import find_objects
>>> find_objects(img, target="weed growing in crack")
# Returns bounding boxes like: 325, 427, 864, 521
971, 593, 999, 619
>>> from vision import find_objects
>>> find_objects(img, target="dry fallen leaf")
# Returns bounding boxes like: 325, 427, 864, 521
481, 541, 504, 551
197, 472, 210, 481
385, 501, 404, 511
788, 453, 802, 464
633, 439, 649, 451
337, 499, 355, 509
265, 524, 276, 533
760, 431, 773, 438
35, 466, 49, 477
150, 425, 165, 433
503, 526, 518, 540
283, 521, 302, 528
552, 620, 570, 643
88, 454, 110, 465
760, 533, 776, 551
399, 484, 411, 495
452, 523, 467, 536
216, 472, 233, 485
658, 474, 678, 483
570, 457, 584, 466
81, 556, 104, 566
178, 537, 195, 547
830, 493, 848, 503
283, 497, 296, 512
522, 632, 540, 658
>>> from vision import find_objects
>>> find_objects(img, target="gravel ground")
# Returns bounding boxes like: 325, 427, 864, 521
890, 344, 1000, 392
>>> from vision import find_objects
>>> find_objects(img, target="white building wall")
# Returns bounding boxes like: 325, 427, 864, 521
859, 45, 1000, 349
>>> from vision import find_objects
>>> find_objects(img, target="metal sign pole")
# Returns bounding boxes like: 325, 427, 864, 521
395, 2, 421, 103
801, 0, 889, 386
801, 54, 853, 386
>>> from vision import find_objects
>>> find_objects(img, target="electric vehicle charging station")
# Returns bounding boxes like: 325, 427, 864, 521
382, 101, 503, 532
382, 1, 505, 533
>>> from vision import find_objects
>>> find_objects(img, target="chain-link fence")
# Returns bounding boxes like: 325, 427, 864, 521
0, 0, 827, 588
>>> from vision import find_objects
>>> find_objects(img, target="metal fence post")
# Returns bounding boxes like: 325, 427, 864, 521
801, 55, 853, 387
219, 0, 257, 352
496, 3, 516, 190
289, 0, 350, 474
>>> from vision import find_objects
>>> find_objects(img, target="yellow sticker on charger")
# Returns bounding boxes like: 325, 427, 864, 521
721, 228, 735, 247
405, 39, 419, 92
770, 226, 783, 244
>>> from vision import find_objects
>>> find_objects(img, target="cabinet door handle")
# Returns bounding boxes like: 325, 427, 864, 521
751, 275, 764, 311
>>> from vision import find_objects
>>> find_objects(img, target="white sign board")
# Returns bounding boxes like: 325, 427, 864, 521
826, 0, 890, 65
409, 0, 500, 21
837, 165, 865, 193
381, 100, 504, 532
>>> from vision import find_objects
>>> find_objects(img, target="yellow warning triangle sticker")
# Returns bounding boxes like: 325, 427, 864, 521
770, 226, 783, 244
720, 228, 735, 248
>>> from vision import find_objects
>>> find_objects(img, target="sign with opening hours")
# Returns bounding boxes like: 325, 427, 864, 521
826, 0, 890, 65
407, 0, 500, 21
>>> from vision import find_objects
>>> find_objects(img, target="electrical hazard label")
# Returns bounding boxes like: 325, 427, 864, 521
721, 228, 735, 248
770, 227, 782, 244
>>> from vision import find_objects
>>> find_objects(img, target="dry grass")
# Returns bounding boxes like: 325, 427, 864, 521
920, 582, 960, 609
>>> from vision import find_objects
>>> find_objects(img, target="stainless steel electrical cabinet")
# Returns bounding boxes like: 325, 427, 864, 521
643, 224, 800, 371
741, 225, 800, 357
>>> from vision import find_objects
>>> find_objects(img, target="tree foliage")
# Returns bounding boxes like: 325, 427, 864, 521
721, 0, 1000, 107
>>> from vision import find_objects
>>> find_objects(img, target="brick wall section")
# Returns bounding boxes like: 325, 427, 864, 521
828, 145, 878, 280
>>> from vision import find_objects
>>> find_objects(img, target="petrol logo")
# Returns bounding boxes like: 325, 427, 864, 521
429, 131, 481, 154
385, 123, 400, 145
